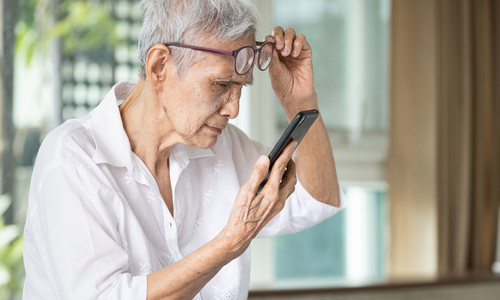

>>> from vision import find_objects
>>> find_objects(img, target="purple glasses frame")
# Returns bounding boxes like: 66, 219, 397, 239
164, 41, 274, 75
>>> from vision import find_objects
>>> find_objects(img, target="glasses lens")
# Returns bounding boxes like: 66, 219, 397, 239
258, 43, 273, 71
235, 47, 254, 75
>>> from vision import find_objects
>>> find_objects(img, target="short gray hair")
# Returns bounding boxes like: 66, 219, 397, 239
138, 0, 258, 78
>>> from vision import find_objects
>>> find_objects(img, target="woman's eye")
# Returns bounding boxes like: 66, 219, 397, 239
218, 83, 228, 88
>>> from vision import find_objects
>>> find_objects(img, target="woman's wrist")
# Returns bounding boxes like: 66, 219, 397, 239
280, 91, 319, 122
214, 227, 251, 262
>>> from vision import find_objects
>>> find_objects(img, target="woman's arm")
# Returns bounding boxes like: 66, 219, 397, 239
146, 142, 297, 299
267, 26, 340, 207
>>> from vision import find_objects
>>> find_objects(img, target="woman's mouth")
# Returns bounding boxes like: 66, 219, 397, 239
205, 124, 223, 135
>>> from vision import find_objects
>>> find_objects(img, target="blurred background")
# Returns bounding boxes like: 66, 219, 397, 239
0, 0, 499, 299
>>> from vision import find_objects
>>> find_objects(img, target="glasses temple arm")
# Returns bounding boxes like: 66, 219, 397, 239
165, 43, 233, 56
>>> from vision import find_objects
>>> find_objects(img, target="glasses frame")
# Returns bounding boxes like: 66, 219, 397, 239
163, 41, 274, 75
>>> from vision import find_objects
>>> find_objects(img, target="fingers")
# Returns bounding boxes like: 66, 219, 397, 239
280, 159, 297, 191
246, 155, 270, 195
264, 141, 297, 192
245, 140, 296, 197
271, 26, 310, 58
261, 142, 297, 217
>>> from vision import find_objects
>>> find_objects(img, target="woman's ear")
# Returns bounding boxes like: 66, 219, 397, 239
145, 44, 172, 90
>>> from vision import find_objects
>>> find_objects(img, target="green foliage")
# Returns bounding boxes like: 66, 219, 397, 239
0, 195, 24, 300
16, 0, 120, 65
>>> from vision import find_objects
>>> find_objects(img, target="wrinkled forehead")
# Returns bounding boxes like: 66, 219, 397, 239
191, 33, 255, 78
200, 29, 256, 49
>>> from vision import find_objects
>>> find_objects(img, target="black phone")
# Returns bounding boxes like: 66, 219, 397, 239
257, 109, 319, 193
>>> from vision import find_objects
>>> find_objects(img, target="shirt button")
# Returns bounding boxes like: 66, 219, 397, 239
175, 218, 180, 227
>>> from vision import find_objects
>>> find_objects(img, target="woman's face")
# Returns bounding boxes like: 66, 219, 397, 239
161, 35, 255, 149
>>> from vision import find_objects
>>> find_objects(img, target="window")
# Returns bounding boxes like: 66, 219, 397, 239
245, 0, 391, 289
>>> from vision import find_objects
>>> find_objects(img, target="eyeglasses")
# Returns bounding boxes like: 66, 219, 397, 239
164, 41, 274, 75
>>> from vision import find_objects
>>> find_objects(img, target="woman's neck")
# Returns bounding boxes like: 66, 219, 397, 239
119, 79, 176, 176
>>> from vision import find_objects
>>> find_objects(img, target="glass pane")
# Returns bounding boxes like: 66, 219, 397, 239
274, 186, 387, 286
275, 211, 346, 279
273, 0, 391, 134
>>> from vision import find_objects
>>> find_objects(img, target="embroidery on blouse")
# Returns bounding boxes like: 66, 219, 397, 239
212, 284, 238, 300
124, 174, 134, 185
203, 189, 213, 206
213, 159, 223, 175
194, 219, 202, 232
139, 262, 152, 275
180, 173, 192, 190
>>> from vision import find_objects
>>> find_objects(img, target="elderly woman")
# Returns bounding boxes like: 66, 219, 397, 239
22, 0, 346, 299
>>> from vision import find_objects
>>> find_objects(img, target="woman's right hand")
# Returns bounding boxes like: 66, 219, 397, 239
218, 141, 298, 258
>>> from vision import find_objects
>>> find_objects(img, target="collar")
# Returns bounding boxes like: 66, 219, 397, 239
170, 144, 215, 171
90, 81, 136, 173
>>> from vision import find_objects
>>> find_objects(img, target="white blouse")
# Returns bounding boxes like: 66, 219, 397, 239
22, 81, 347, 300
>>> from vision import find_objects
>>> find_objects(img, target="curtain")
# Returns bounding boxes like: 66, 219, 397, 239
437, 0, 500, 273
389, 0, 500, 276
389, 0, 439, 276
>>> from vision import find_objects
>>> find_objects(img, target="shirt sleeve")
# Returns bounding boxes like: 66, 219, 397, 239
256, 179, 348, 238
23, 157, 147, 300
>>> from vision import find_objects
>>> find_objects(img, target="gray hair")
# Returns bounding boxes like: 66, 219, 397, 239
138, 0, 258, 78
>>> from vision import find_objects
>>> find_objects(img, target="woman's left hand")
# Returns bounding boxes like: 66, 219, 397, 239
266, 26, 316, 109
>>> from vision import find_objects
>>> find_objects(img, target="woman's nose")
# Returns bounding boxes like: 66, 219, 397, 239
219, 92, 240, 119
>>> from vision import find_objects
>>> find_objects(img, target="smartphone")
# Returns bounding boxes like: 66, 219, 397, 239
257, 109, 319, 193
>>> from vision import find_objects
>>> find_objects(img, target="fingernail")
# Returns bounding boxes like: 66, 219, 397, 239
257, 156, 269, 166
